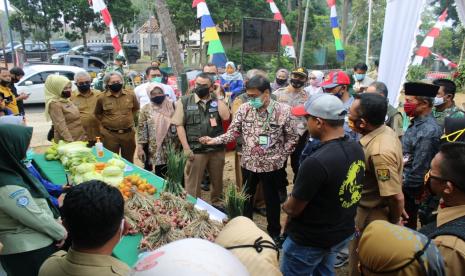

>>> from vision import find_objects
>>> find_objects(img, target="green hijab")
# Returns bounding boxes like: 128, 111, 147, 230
0, 124, 59, 216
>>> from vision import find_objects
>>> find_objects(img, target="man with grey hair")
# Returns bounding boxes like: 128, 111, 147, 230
94, 71, 139, 162
71, 71, 101, 146
402, 82, 442, 229
271, 68, 289, 92
366, 81, 404, 138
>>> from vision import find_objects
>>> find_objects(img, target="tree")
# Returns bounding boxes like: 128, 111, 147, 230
9, 13, 30, 51
153, 0, 184, 75
63, 0, 104, 49
107, 0, 138, 36
9, 0, 64, 60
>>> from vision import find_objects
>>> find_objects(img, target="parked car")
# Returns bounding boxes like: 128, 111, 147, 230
50, 40, 71, 53
16, 64, 85, 104
51, 42, 141, 64
51, 54, 106, 79
0, 41, 56, 62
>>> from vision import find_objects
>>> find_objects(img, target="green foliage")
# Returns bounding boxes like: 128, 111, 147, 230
406, 65, 428, 82
63, 0, 104, 44
223, 183, 249, 219
453, 64, 465, 92
225, 48, 266, 71
107, 0, 138, 34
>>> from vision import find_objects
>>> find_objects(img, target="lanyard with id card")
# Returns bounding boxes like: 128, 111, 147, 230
258, 103, 274, 149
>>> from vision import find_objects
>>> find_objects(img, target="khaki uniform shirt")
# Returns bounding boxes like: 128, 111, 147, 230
434, 205, 465, 276
71, 90, 101, 141
359, 125, 403, 209
273, 87, 308, 136
0, 185, 66, 255
0, 85, 19, 114
94, 89, 140, 130
49, 101, 86, 142
39, 248, 130, 276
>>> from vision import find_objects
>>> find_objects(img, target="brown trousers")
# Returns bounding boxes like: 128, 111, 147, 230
235, 151, 265, 208
184, 150, 225, 205
101, 128, 136, 163
348, 206, 390, 276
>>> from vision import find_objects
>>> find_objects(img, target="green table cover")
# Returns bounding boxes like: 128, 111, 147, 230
32, 147, 195, 267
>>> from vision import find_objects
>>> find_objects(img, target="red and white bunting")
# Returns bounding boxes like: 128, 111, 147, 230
89, 0, 124, 56
432, 52, 458, 68
412, 9, 448, 66
266, 0, 296, 58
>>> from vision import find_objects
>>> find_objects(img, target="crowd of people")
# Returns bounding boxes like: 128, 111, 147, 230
0, 58, 464, 276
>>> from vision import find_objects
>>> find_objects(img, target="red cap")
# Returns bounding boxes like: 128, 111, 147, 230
291, 105, 308, 116
320, 71, 351, 89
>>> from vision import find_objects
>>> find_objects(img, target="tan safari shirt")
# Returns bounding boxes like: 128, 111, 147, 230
94, 89, 140, 131
39, 248, 130, 276
359, 125, 403, 209
433, 205, 465, 276
71, 89, 101, 141
48, 101, 86, 142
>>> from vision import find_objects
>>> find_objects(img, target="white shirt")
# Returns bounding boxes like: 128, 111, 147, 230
134, 82, 177, 107
353, 75, 375, 93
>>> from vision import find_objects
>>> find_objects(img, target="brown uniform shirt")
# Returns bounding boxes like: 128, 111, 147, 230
39, 248, 130, 276
434, 205, 465, 276
71, 90, 101, 141
94, 89, 139, 130
359, 125, 403, 209
48, 101, 86, 142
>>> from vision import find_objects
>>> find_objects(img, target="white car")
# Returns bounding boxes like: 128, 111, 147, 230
16, 65, 86, 104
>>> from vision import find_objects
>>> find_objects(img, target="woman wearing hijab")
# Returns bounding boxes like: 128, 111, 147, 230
271, 68, 289, 92
137, 83, 179, 177
220, 61, 244, 101
45, 75, 86, 143
0, 124, 67, 276
358, 220, 445, 276
304, 70, 324, 97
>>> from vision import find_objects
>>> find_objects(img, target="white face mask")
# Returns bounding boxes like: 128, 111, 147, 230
434, 96, 445, 107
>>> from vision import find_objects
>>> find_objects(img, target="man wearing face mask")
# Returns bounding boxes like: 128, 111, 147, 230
352, 63, 374, 94
431, 79, 464, 129
419, 143, 465, 276
39, 180, 130, 276
271, 68, 289, 92
71, 71, 101, 146
346, 93, 405, 276
273, 67, 310, 184
402, 82, 442, 229
135, 66, 177, 108
200, 75, 299, 243
94, 72, 140, 163
171, 73, 230, 209
0, 67, 19, 115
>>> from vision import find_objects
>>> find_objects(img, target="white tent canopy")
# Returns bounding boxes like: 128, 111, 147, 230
378, 0, 465, 107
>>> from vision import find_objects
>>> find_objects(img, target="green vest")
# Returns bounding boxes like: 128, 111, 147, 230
182, 94, 224, 153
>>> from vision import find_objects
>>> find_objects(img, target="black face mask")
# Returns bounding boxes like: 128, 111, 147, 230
62, 90, 72, 98
276, 78, 287, 85
77, 83, 91, 93
151, 95, 166, 105
108, 83, 123, 93
195, 86, 210, 98
0, 80, 10, 86
290, 79, 305, 88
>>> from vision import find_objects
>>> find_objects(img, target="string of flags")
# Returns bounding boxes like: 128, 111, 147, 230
432, 52, 458, 68
266, 0, 296, 59
192, 0, 228, 68
88, 0, 124, 57
326, 0, 345, 62
412, 9, 448, 66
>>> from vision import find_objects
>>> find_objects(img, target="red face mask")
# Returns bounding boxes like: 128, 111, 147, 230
404, 102, 417, 117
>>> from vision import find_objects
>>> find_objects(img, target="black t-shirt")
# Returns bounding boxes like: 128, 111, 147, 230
287, 136, 365, 248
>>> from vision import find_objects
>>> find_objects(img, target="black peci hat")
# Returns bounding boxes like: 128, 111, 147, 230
404, 82, 439, 97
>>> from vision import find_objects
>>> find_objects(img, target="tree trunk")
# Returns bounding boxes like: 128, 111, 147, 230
153, 0, 184, 75
82, 31, 87, 51
287, 0, 292, 12
341, 0, 352, 43
295, 0, 303, 61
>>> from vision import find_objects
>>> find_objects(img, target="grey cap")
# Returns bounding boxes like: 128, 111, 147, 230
292, 93, 346, 120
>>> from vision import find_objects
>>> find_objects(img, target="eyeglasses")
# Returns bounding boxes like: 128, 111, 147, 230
424, 169, 449, 185
441, 128, 465, 142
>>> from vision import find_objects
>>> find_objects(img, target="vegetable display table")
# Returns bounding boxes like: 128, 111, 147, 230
32, 147, 196, 267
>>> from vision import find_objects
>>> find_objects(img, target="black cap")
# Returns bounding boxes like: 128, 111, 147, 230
404, 82, 439, 97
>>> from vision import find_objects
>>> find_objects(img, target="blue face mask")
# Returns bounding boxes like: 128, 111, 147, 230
151, 77, 163, 83
354, 74, 365, 81
249, 97, 264, 109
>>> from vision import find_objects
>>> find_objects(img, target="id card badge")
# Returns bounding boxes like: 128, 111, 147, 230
210, 117, 218, 127
259, 134, 270, 148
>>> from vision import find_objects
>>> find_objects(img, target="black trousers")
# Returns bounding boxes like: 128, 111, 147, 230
242, 167, 284, 237
290, 131, 309, 183
143, 143, 153, 172
154, 164, 168, 178
403, 186, 424, 230
0, 243, 57, 276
